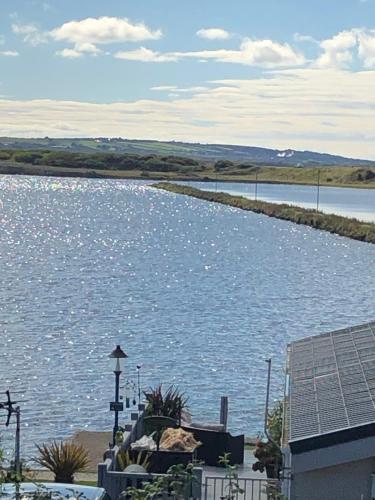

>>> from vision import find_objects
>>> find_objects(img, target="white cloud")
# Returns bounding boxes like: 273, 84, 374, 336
358, 30, 375, 67
50, 16, 162, 45
293, 33, 318, 44
196, 28, 231, 40
151, 85, 177, 91
56, 42, 102, 58
56, 48, 83, 58
321, 31, 357, 52
0, 50, 19, 57
13, 16, 162, 57
315, 30, 357, 68
313, 28, 375, 69
151, 85, 209, 93
12, 23, 47, 46
3, 68, 375, 158
115, 47, 177, 62
191, 38, 305, 67
116, 38, 305, 67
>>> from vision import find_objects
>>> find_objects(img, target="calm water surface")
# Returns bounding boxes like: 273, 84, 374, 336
187, 181, 375, 222
1, 176, 375, 459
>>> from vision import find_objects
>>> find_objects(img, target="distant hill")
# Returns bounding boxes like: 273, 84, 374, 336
0, 137, 373, 167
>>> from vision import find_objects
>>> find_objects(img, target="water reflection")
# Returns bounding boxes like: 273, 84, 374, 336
0, 176, 374, 458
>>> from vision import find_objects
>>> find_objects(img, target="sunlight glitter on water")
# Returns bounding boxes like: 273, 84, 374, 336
0, 175, 374, 459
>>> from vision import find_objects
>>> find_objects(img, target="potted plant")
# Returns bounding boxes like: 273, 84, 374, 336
252, 401, 283, 479
33, 441, 89, 483
144, 384, 188, 421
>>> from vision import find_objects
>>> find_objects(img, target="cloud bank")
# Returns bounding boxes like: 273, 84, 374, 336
2, 68, 375, 159
116, 38, 305, 67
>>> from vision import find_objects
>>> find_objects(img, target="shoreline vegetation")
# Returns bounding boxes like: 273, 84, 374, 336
153, 182, 375, 245
0, 149, 375, 189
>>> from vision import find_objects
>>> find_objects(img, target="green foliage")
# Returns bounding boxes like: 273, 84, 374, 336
13, 152, 44, 164
214, 160, 234, 171
122, 462, 197, 499
4, 149, 203, 174
267, 401, 283, 445
33, 441, 89, 484
144, 384, 188, 420
252, 402, 283, 479
117, 450, 150, 472
0, 151, 11, 160
218, 453, 244, 500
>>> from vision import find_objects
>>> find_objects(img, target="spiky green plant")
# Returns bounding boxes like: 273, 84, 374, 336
144, 384, 188, 420
33, 441, 89, 484
117, 450, 150, 472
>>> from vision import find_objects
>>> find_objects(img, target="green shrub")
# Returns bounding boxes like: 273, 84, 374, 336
13, 152, 43, 164
33, 441, 89, 483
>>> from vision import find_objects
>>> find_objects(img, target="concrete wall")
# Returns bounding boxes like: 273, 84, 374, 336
291, 458, 375, 500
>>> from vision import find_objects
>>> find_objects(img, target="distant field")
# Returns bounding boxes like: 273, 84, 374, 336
1, 136, 374, 167
0, 148, 375, 189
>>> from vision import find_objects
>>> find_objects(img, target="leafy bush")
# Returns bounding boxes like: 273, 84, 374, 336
123, 463, 197, 500
214, 160, 234, 171
33, 441, 89, 483
13, 152, 43, 164
0, 151, 11, 160
252, 402, 283, 479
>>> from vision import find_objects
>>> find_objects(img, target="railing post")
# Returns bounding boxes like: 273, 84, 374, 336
97, 463, 106, 488
192, 467, 203, 500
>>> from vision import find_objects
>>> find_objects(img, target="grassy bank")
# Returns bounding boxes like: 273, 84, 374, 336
153, 182, 375, 244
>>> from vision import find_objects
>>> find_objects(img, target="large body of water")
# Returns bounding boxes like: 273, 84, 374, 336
186, 181, 375, 222
1, 175, 375, 460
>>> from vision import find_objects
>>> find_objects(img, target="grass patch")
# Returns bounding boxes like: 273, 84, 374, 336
153, 182, 375, 245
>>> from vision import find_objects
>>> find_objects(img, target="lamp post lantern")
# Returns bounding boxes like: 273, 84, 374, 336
109, 345, 128, 446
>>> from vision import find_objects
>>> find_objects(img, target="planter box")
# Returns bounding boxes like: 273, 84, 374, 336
148, 450, 195, 473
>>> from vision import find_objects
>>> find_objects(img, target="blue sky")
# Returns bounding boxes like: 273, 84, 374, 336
1, 0, 375, 158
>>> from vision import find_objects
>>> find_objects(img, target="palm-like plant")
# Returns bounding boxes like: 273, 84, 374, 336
34, 441, 89, 483
117, 450, 150, 471
144, 384, 188, 420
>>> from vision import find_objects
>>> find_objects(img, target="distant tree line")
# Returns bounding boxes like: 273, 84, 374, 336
0, 149, 208, 173
0, 149, 260, 174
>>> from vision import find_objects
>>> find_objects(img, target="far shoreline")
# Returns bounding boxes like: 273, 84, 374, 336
1, 162, 375, 190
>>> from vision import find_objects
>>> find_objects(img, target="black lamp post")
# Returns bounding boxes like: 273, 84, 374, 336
136, 365, 142, 406
109, 345, 128, 446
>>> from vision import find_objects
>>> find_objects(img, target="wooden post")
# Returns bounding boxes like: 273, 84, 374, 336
220, 396, 228, 431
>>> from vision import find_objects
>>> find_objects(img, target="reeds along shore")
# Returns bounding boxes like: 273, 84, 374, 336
153, 182, 375, 245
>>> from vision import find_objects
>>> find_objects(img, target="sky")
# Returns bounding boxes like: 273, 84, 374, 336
1, 0, 375, 158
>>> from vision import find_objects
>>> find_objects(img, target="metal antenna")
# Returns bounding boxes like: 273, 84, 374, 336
0, 390, 23, 476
